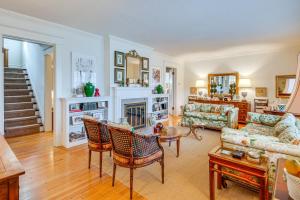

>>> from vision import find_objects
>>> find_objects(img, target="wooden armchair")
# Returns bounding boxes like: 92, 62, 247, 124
107, 125, 164, 200
83, 118, 112, 177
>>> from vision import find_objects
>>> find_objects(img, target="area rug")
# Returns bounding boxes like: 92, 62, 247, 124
99, 127, 258, 200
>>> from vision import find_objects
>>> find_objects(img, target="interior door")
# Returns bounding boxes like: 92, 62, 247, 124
165, 67, 176, 115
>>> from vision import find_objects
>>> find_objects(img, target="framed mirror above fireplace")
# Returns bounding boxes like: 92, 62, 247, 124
126, 50, 142, 85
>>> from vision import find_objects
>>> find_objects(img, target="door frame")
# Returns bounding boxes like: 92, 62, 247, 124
0, 26, 64, 146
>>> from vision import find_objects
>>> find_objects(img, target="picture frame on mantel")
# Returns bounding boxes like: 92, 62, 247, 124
114, 51, 125, 67
114, 68, 125, 84
142, 71, 149, 86
142, 57, 149, 71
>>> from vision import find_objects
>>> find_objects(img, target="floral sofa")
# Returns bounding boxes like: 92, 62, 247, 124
181, 103, 239, 130
221, 112, 300, 192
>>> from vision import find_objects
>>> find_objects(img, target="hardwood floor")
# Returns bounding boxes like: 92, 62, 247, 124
6, 133, 145, 200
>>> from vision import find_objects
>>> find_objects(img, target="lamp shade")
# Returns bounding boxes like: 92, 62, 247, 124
196, 80, 205, 88
287, 54, 300, 115
239, 78, 252, 88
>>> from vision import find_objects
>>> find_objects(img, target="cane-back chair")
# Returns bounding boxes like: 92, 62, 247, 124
107, 125, 164, 200
83, 118, 112, 177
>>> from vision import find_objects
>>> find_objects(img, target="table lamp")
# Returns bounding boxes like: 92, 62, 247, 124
196, 80, 206, 96
239, 78, 252, 101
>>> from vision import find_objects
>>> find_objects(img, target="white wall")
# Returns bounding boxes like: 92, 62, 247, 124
0, 9, 105, 144
184, 46, 300, 106
22, 42, 45, 121
3, 38, 23, 67
106, 36, 184, 115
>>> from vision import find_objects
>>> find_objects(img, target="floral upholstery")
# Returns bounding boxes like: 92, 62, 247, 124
181, 103, 239, 130
221, 112, 300, 192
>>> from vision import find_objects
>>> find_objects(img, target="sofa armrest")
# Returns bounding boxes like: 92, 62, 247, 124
227, 107, 239, 129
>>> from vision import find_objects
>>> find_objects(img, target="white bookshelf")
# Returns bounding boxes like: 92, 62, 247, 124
61, 96, 110, 148
151, 94, 169, 122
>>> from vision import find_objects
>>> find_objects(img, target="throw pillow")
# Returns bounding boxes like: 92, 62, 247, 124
210, 105, 221, 113
278, 126, 300, 144
274, 113, 296, 134
200, 104, 212, 113
259, 114, 281, 127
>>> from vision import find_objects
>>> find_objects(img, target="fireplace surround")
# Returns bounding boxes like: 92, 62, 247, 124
121, 98, 147, 129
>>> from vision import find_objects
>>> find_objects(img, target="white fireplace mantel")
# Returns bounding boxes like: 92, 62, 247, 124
112, 87, 153, 122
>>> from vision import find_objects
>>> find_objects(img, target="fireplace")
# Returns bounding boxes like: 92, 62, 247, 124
123, 101, 147, 129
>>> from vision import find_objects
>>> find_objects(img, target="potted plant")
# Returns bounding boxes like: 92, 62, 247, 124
84, 82, 95, 97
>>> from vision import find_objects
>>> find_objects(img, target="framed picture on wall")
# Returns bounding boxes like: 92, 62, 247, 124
114, 51, 125, 67
114, 68, 125, 84
255, 87, 267, 97
142, 72, 149, 86
152, 67, 161, 85
190, 87, 197, 95
142, 57, 149, 71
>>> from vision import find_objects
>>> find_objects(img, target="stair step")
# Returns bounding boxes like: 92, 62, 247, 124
5, 109, 37, 118
5, 89, 33, 96
4, 72, 27, 78
4, 78, 28, 84
4, 68, 26, 73
5, 102, 35, 111
5, 116, 40, 127
5, 95, 33, 103
4, 83, 30, 90
5, 124, 41, 138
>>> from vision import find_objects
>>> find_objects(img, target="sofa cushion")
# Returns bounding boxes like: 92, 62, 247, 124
274, 113, 296, 134
296, 119, 300, 130
184, 111, 227, 122
200, 104, 212, 113
247, 112, 263, 124
259, 114, 281, 127
278, 126, 300, 144
242, 123, 275, 136
210, 105, 221, 113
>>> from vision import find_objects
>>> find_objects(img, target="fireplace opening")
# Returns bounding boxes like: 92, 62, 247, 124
124, 102, 146, 129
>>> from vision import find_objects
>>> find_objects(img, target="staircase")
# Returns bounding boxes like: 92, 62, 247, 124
4, 67, 44, 137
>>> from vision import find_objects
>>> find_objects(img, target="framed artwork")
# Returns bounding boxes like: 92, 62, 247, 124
190, 87, 197, 95
114, 51, 125, 67
255, 87, 267, 97
275, 75, 296, 98
71, 52, 96, 96
152, 67, 161, 85
114, 68, 124, 84
142, 57, 149, 71
142, 71, 149, 85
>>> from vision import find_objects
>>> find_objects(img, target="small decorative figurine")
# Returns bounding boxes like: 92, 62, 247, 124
94, 88, 100, 97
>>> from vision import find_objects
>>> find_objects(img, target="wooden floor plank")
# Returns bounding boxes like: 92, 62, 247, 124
6, 132, 146, 200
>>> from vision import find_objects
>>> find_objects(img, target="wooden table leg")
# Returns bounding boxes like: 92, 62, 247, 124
209, 161, 215, 200
259, 177, 268, 200
217, 165, 222, 190
176, 138, 180, 157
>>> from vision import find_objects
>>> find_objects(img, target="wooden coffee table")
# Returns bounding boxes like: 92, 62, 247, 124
208, 146, 269, 200
184, 123, 204, 141
139, 126, 182, 157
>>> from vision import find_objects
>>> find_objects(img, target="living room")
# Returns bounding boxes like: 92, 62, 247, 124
0, 1, 300, 200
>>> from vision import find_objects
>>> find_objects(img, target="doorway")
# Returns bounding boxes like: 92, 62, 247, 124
165, 67, 176, 115
2, 37, 55, 137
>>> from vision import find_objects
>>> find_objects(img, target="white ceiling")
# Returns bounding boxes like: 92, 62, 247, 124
1, 0, 300, 56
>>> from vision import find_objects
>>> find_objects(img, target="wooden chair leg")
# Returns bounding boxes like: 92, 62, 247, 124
112, 163, 116, 187
130, 168, 133, 200
99, 151, 103, 177
88, 150, 91, 169
161, 159, 164, 184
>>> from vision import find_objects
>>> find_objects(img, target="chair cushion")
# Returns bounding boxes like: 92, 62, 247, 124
241, 123, 275, 136
274, 113, 296, 135
113, 150, 162, 165
200, 104, 212, 113
88, 141, 112, 151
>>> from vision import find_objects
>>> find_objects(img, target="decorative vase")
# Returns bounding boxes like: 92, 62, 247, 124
84, 82, 95, 97
156, 84, 164, 94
